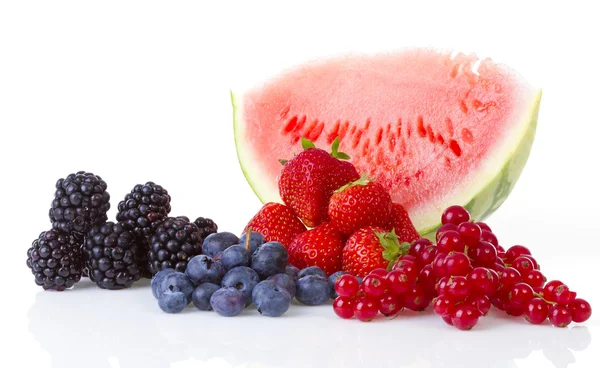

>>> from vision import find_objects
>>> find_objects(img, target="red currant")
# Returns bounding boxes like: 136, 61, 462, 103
467, 267, 498, 296
504, 302, 525, 316
432, 252, 449, 278
472, 241, 498, 268
447, 276, 470, 301
456, 222, 482, 246
466, 294, 491, 316
548, 305, 572, 328
496, 245, 506, 254
480, 230, 499, 247
475, 221, 492, 232
520, 254, 539, 270
490, 294, 507, 311
499, 267, 522, 292
385, 270, 411, 295
362, 274, 387, 298
403, 283, 427, 311
433, 295, 456, 317
451, 303, 479, 330
523, 269, 545, 288
378, 294, 403, 316
417, 246, 437, 268
569, 298, 592, 323
509, 282, 535, 308
444, 251, 472, 276
512, 256, 535, 276
333, 297, 355, 319
436, 276, 451, 296
392, 260, 419, 282
437, 230, 466, 253
492, 262, 505, 274
441, 315, 454, 326
436, 223, 458, 242
552, 284, 574, 305
542, 280, 565, 301
353, 297, 379, 322
524, 298, 549, 324
505, 245, 531, 263
369, 268, 389, 277
441, 205, 471, 226
334, 274, 360, 298
418, 264, 436, 294
409, 238, 433, 257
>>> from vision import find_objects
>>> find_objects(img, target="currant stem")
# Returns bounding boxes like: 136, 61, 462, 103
533, 292, 557, 306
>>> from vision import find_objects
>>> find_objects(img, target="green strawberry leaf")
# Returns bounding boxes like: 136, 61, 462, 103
279, 159, 288, 165
330, 137, 351, 160
301, 137, 316, 149
375, 229, 411, 270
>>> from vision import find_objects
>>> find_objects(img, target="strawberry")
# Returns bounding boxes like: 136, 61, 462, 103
278, 137, 360, 228
342, 226, 410, 277
244, 202, 306, 248
386, 202, 420, 243
328, 173, 392, 236
288, 222, 346, 275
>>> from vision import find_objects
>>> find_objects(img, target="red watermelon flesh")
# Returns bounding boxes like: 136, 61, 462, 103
233, 49, 541, 235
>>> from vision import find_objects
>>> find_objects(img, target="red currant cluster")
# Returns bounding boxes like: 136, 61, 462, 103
332, 205, 592, 330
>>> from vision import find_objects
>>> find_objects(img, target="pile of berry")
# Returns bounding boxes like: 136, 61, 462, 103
152, 229, 346, 317
332, 205, 592, 329
26, 171, 218, 291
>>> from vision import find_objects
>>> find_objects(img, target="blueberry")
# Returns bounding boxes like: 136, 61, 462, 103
221, 245, 250, 270
158, 290, 188, 313
284, 265, 300, 280
221, 266, 260, 306
192, 283, 220, 311
328, 271, 348, 299
267, 273, 296, 299
251, 242, 288, 279
160, 272, 195, 303
210, 287, 246, 317
252, 280, 292, 317
202, 232, 239, 257
151, 268, 176, 299
185, 255, 225, 285
297, 266, 327, 280
238, 231, 265, 254
296, 275, 330, 306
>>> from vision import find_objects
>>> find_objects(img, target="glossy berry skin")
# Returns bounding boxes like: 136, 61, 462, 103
202, 232, 239, 258
523, 269, 545, 288
333, 297, 355, 319
441, 205, 471, 226
504, 302, 525, 317
435, 276, 451, 296
335, 274, 360, 297
251, 242, 289, 279
456, 222, 482, 246
543, 280, 565, 301
436, 223, 458, 242
417, 246, 437, 268
385, 270, 411, 295
251, 280, 292, 317
244, 202, 307, 248
447, 276, 470, 302
444, 252, 471, 277
437, 231, 465, 253
386, 202, 420, 244
476, 222, 492, 232
505, 245, 531, 263
221, 245, 250, 271
287, 222, 345, 275
418, 265, 437, 296
342, 226, 389, 277
471, 241, 497, 268
404, 283, 427, 311
466, 294, 491, 316
379, 294, 403, 316
513, 256, 535, 276
210, 287, 246, 317
520, 254, 539, 270
479, 231, 499, 248
295, 275, 330, 306
353, 297, 379, 322
451, 303, 479, 330
467, 267, 498, 296
509, 282, 535, 308
552, 284, 574, 305
433, 295, 455, 317
409, 238, 433, 257
391, 260, 419, 282
328, 177, 392, 236
524, 298, 549, 324
499, 267, 522, 292
569, 298, 592, 323
441, 315, 454, 326
362, 274, 387, 298
279, 143, 360, 228
549, 305, 572, 328
432, 252, 449, 278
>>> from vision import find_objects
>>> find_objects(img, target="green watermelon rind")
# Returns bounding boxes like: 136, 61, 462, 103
232, 89, 542, 236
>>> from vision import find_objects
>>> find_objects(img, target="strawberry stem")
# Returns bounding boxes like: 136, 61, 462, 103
245, 227, 252, 251
374, 229, 411, 270
336, 172, 373, 193
301, 137, 316, 149
330, 137, 351, 160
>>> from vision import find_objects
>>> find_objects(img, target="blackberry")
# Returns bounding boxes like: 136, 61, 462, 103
193, 217, 218, 241
149, 216, 202, 274
26, 229, 84, 291
83, 222, 142, 290
49, 171, 110, 240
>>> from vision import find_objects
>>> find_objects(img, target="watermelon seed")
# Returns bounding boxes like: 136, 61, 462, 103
279, 105, 291, 119
282, 115, 298, 134
461, 128, 474, 144
449, 140, 462, 157
445, 117, 454, 136
460, 100, 469, 114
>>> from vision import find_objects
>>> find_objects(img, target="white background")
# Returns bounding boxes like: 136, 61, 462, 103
1, 1, 599, 367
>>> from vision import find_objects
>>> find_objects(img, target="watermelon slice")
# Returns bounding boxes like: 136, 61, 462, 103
232, 49, 541, 236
